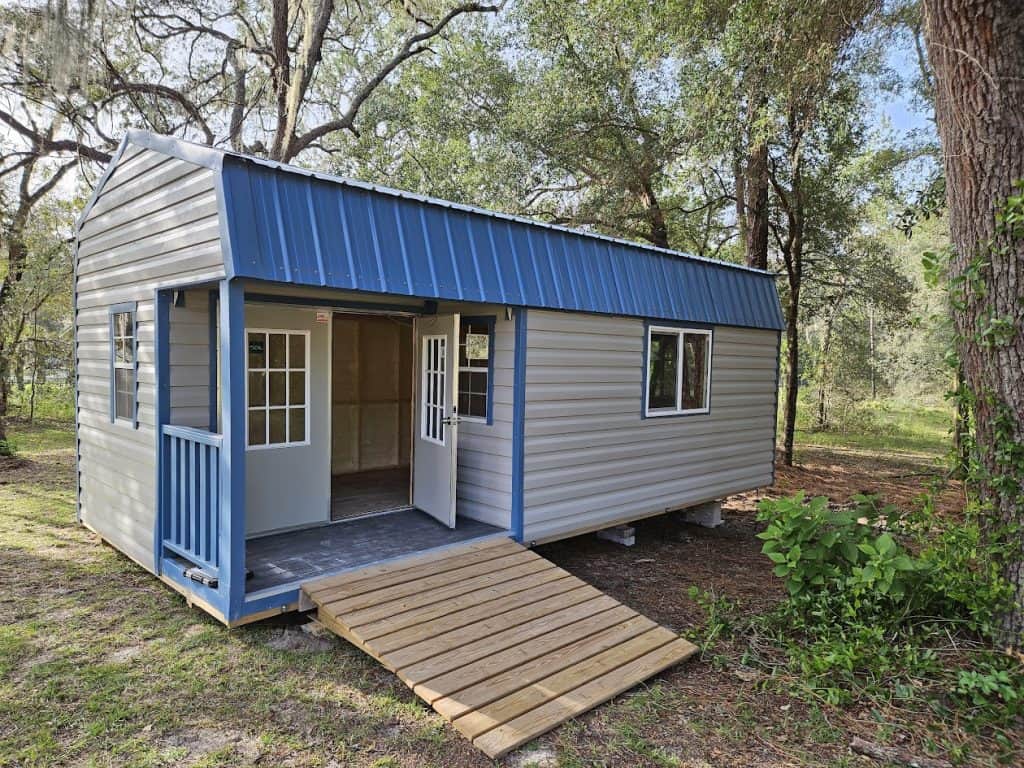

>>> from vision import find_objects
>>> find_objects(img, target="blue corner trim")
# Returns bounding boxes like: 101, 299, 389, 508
640, 320, 715, 420
219, 279, 247, 622
208, 290, 219, 432
154, 290, 171, 576
460, 315, 496, 425
510, 308, 527, 542
770, 330, 783, 483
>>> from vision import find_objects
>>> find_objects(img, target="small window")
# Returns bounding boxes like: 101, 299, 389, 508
458, 317, 493, 422
246, 329, 309, 448
111, 307, 136, 424
645, 326, 711, 416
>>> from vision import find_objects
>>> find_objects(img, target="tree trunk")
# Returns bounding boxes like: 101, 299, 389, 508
744, 140, 770, 270
816, 312, 836, 430
924, 0, 1024, 646
782, 289, 800, 466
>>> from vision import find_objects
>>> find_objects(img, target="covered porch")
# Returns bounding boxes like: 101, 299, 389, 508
153, 279, 514, 626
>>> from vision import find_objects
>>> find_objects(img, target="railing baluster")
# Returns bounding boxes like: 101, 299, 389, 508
198, 443, 207, 564
160, 424, 223, 576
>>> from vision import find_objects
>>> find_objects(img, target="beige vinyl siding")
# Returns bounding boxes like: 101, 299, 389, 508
75, 145, 225, 573
521, 310, 778, 543
438, 303, 514, 530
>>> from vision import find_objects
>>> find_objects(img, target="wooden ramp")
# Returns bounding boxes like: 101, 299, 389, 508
302, 537, 697, 759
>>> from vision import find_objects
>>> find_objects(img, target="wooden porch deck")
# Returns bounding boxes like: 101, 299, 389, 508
302, 538, 697, 759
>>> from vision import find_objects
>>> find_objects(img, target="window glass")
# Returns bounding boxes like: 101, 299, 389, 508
112, 310, 135, 422
458, 319, 492, 420
647, 331, 678, 410
247, 329, 308, 447
645, 327, 710, 415
681, 333, 709, 411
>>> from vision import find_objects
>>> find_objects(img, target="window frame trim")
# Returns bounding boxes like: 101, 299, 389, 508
244, 327, 312, 451
458, 315, 496, 426
109, 302, 138, 428
642, 322, 713, 418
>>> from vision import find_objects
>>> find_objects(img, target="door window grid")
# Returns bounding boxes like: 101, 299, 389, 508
246, 329, 309, 449
422, 335, 446, 445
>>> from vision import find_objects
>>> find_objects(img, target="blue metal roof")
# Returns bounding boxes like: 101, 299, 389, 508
129, 131, 784, 330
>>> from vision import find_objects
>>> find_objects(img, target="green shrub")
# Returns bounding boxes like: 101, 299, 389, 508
752, 492, 1020, 731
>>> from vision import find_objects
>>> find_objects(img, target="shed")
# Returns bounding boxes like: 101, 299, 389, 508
74, 129, 783, 629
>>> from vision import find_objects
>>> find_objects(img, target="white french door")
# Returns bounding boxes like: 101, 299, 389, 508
413, 314, 459, 526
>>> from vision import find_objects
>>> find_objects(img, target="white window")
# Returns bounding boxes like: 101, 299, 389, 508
458, 317, 493, 422
421, 334, 447, 445
645, 326, 711, 416
246, 329, 309, 449
111, 308, 136, 423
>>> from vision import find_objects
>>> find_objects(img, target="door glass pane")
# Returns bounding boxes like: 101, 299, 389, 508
648, 332, 679, 410
248, 332, 265, 369
248, 372, 266, 407
248, 409, 266, 445
268, 333, 286, 368
269, 408, 286, 443
288, 372, 305, 405
288, 334, 305, 368
288, 407, 306, 442
269, 371, 286, 406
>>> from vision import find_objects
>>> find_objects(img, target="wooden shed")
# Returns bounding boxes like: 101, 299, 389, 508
74, 130, 782, 756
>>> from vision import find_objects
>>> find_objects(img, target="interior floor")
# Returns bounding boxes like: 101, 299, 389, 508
245, 509, 505, 593
331, 467, 409, 521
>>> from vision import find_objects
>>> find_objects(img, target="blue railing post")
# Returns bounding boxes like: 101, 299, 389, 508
218, 279, 246, 622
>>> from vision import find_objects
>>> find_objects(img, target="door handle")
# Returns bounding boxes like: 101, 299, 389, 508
442, 414, 460, 426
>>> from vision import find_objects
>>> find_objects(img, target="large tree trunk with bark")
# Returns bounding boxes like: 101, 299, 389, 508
924, 0, 1024, 646
744, 141, 770, 270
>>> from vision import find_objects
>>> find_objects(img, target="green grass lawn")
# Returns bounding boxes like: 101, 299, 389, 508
786, 398, 954, 457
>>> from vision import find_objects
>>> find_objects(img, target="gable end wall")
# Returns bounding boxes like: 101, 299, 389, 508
75, 145, 226, 572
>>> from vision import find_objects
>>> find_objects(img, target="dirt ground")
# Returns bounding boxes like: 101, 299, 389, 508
1, 433, 988, 767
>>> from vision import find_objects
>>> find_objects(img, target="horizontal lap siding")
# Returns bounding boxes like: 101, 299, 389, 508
75, 147, 225, 573
521, 311, 779, 543
169, 290, 213, 428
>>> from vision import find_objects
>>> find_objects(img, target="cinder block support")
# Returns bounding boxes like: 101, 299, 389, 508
596, 524, 636, 546
682, 501, 723, 528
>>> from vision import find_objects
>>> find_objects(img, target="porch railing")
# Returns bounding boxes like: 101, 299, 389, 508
161, 424, 222, 576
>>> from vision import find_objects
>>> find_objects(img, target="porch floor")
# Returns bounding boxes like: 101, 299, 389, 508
245, 509, 505, 593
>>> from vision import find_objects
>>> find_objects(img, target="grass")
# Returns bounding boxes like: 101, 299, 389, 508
0, 409, 1005, 767
786, 397, 954, 457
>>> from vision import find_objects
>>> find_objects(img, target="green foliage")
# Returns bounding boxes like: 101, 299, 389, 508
752, 492, 1019, 730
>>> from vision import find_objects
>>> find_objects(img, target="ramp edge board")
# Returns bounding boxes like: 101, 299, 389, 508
302, 540, 697, 759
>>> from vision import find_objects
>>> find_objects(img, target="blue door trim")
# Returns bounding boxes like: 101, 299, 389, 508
510, 307, 527, 542
208, 289, 219, 432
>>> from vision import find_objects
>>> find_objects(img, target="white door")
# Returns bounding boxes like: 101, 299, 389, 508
413, 314, 459, 527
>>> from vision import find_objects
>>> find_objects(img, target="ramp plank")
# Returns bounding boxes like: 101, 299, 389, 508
302, 539, 695, 760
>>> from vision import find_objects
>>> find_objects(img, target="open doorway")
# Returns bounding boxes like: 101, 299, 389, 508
330, 313, 414, 520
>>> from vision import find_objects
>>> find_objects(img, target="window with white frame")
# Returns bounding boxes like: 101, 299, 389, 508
645, 326, 711, 416
246, 329, 309, 448
458, 317, 493, 422
111, 308, 136, 423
